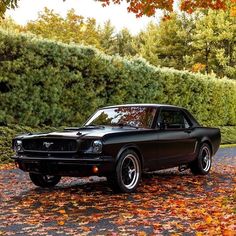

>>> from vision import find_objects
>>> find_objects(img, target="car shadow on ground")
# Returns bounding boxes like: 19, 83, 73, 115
8, 166, 234, 201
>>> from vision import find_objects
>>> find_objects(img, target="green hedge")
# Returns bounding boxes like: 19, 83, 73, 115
1, 125, 235, 164
220, 126, 236, 145
0, 29, 236, 127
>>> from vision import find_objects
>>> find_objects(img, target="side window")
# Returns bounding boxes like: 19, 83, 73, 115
183, 117, 191, 129
158, 109, 189, 129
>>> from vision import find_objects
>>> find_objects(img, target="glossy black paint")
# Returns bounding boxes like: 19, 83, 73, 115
12, 104, 221, 177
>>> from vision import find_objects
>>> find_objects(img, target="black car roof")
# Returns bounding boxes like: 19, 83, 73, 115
102, 104, 182, 109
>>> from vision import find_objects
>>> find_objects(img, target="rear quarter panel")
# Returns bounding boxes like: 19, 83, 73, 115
193, 127, 221, 156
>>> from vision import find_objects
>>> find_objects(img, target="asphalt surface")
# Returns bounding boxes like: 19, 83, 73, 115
214, 147, 236, 166
0, 147, 235, 235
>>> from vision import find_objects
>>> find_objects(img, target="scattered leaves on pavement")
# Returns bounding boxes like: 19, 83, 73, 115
0, 158, 235, 235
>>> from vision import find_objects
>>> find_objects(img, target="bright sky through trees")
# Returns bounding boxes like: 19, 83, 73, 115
6, 0, 161, 34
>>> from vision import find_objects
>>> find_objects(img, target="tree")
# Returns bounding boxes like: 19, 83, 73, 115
191, 9, 236, 78
134, 13, 196, 69
0, 16, 22, 32
98, 0, 233, 17
134, 22, 161, 66
132, 9, 236, 80
114, 28, 137, 56
1, 0, 236, 18
25, 8, 100, 47
0, 0, 18, 17
98, 20, 116, 54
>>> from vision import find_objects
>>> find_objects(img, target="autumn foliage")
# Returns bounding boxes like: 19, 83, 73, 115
98, 0, 236, 16
1, 0, 236, 18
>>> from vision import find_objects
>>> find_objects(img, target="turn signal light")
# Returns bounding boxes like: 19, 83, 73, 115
92, 166, 99, 174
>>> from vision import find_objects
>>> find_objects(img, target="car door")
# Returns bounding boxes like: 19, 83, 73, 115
154, 108, 197, 169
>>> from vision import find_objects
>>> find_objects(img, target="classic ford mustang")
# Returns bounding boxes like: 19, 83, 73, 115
12, 104, 221, 193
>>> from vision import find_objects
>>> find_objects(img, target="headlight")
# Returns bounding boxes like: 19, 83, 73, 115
92, 140, 102, 154
14, 140, 23, 152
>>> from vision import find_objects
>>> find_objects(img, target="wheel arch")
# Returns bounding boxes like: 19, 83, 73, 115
199, 138, 213, 156
115, 144, 144, 169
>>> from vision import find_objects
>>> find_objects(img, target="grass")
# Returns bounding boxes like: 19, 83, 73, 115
220, 143, 236, 148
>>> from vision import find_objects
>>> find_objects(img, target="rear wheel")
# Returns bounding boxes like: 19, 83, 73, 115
29, 173, 61, 188
107, 150, 141, 193
190, 143, 212, 175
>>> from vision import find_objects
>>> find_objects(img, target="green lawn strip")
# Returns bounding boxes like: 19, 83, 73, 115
220, 144, 236, 148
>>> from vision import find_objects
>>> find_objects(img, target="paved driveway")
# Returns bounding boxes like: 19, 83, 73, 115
0, 148, 235, 235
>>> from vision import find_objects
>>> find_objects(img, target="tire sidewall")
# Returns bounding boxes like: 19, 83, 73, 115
197, 143, 212, 175
115, 150, 141, 193
29, 173, 61, 187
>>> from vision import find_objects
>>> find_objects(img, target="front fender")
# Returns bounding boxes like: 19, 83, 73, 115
115, 144, 144, 167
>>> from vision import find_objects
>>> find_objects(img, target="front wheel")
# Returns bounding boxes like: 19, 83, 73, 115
107, 150, 141, 193
29, 173, 61, 188
190, 143, 212, 175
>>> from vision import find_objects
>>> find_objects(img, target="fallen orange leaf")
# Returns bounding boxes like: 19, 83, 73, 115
57, 221, 65, 226
205, 216, 213, 224
58, 209, 66, 214
137, 231, 147, 236
196, 232, 203, 236
222, 229, 235, 236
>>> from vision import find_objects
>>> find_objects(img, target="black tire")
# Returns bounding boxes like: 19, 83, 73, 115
29, 173, 61, 188
107, 150, 141, 193
190, 143, 212, 175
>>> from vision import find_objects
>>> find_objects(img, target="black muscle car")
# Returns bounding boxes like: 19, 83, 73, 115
12, 104, 221, 193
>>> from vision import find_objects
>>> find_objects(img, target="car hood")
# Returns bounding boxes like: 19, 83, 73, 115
17, 127, 143, 140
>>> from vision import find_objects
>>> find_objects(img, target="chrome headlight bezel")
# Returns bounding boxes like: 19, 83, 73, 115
91, 140, 103, 154
14, 140, 23, 153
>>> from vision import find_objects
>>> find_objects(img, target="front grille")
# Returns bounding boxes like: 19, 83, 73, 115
22, 139, 77, 152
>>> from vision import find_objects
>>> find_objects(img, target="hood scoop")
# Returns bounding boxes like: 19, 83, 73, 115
63, 127, 83, 135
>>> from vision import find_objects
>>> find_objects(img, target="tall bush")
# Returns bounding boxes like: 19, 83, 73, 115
0, 30, 236, 127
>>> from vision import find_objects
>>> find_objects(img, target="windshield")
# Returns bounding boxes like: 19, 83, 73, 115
85, 106, 157, 129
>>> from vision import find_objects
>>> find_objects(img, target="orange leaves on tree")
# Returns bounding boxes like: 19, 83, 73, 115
192, 63, 206, 73
99, 0, 174, 17
230, 0, 236, 17
230, 6, 236, 16
180, 0, 227, 14
97, 0, 229, 17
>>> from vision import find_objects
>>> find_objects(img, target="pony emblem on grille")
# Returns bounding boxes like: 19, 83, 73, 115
43, 142, 54, 148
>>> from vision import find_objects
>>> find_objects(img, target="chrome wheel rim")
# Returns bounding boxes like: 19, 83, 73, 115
121, 154, 140, 190
201, 146, 211, 172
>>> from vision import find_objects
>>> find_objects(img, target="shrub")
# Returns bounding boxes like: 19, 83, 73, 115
0, 30, 236, 127
0, 125, 62, 163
